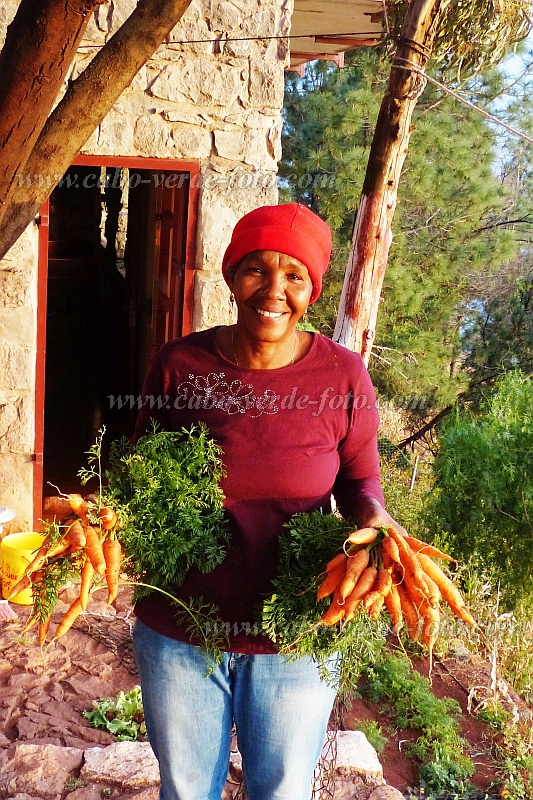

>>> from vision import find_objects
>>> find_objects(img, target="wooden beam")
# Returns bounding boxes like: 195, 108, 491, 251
314, 36, 380, 46
333, 0, 444, 364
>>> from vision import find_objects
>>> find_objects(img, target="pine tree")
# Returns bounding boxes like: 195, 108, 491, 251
281, 51, 517, 407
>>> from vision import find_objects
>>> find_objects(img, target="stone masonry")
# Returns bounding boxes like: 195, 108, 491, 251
0, 0, 291, 526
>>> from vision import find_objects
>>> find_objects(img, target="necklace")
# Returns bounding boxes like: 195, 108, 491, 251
231, 329, 299, 368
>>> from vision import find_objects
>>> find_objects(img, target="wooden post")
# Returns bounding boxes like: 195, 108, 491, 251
333, 0, 443, 364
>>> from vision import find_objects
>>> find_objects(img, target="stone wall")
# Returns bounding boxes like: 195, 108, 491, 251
0, 0, 290, 527
0, 228, 38, 531
76, 0, 289, 329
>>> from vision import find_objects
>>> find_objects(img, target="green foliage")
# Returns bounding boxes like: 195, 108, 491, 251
30, 556, 78, 624
384, 0, 531, 81
363, 655, 475, 794
105, 423, 230, 598
262, 511, 389, 696
426, 372, 533, 609
83, 686, 146, 741
497, 727, 533, 800
354, 720, 388, 754
475, 703, 511, 732
281, 52, 516, 405
380, 455, 433, 543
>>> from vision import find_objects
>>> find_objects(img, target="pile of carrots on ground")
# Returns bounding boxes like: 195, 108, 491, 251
317, 526, 476, 663
8, 494, 122, 647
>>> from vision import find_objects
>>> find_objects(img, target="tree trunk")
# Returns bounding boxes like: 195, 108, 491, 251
0, 0, 193, 261
0, 0, 102, 224
333, 0, 444, 364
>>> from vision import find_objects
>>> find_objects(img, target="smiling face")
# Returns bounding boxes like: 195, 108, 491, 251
228, 250, 314, 346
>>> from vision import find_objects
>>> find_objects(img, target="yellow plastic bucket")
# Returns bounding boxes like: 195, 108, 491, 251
1, 532, 46, 605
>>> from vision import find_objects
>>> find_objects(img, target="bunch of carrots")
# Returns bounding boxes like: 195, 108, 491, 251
317, 526, 476, 665
8, 493, 123, 647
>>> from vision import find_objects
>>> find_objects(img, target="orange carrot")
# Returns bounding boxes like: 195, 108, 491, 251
64, 519, 86, 553
345, 527, 377, 546
319, 594, 345, 626
381, 535, 402, 567
23, 615, 38, 634
404, 536, 454, 562
382, 549, 396, 572
98, 507, 117, 531
396, 582, 420, 641
420, 601, 440, 659
384, 582, 403, 632
417, 553, 477, 627
423, 572, 441, 608
388, 528, 431, 607
42, 496, 73, 518
67, 493, 88, 518
325, 552, 349, 573
367, 594, 385, 621
83, 525, 106, 575
49, 598, 84, 643
374, 567, 393, 597
343, 599, 361, 623
317, 560, 346, 600
79, 558, 94, 611
23, 529, 74, 578
362, 568, 393, 610
338, 548, 370, 600
344, 566, 378, 608
102, 538, 122, 606
38, 615, 52, 647
6, 574, 32, 601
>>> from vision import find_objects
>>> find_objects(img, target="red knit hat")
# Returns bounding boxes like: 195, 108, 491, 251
222, 203, 332, 304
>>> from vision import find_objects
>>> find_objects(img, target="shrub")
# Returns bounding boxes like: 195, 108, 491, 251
426, 372, 533, 610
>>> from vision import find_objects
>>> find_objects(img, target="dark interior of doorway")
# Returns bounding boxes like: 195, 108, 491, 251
43, 166, 141, 495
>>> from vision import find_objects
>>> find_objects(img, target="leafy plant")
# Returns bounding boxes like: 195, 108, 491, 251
427, 371, 533, 609
104, 423, 230, 599
497, 727, 533, 800
83, 686, 146, 741
355, 720, 388, 754
262, 511, 389, 697
476, 703, 511, 732
80, 424, 231, 664
363, 654, 475, 794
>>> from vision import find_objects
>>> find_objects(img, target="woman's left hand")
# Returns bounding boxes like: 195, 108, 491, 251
352, 496, 408, 538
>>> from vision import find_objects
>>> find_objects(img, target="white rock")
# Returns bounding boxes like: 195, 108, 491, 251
171, 125, 212, 159
1, 743, 83, 796
368, 786, 406, 800
196, 199, 237, 271
334, 730, 383, 778
133, 114, 172, 157
327, 731, 384, 800
0, 344, 34, 391
81, 741, 160, 788
150, 58, 245, 108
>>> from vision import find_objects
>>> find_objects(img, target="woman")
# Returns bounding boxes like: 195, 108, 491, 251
132, 203, 405, 800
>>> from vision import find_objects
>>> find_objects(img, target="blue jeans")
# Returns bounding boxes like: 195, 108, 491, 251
132, 619, 338, 800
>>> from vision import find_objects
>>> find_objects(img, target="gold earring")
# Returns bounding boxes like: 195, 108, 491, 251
229, 292, 235, 305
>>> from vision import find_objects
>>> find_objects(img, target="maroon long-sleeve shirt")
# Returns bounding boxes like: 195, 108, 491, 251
133, 328, 384, 653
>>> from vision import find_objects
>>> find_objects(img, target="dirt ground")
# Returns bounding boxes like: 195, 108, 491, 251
1, 588, 531, 798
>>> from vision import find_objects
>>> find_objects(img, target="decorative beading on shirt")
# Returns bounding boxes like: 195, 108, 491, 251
176, 372, 279, 418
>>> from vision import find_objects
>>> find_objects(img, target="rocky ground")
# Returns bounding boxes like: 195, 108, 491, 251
1, 585, 531, 800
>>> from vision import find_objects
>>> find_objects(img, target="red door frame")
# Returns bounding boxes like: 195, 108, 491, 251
34, 156, 200, 528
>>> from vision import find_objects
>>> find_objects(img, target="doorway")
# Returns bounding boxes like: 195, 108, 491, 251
35, 157, 199, 511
